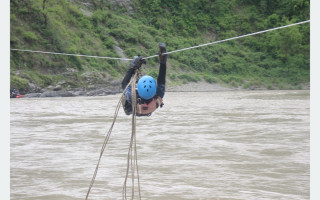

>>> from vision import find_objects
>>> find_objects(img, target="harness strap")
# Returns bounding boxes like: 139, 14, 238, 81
137, 104, 142, 113
156, 98, 161, 108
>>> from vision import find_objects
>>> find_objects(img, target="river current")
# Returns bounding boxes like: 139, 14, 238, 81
10, 90, 310, 200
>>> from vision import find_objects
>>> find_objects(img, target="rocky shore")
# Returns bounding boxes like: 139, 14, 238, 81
20, 79, 310, 98
21, 80, 239, 98
22, 82, 123, 98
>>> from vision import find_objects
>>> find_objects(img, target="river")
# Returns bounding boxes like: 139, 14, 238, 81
10, 90, 310, 200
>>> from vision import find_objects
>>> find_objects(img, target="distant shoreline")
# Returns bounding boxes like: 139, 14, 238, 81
19, 81, 309, 98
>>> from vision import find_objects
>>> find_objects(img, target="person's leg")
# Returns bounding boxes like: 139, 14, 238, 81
123, 85, 133, 114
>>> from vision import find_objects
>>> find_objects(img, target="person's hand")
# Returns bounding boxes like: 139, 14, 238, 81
130, 56, 146, 69
158, 42, 168, 64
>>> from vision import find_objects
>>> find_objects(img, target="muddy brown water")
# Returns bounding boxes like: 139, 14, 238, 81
10, 90, 310, 199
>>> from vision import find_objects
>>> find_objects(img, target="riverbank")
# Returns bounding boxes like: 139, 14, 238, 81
167, 81, 237, 92
20, 80, 310, 98
20, 81, 233, 98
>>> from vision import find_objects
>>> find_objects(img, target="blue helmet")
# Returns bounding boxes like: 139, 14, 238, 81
137, 75, 157, 100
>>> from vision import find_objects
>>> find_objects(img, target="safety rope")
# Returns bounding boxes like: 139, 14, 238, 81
10, 20, 310, 61
85, 70, 141, 200
122, 71, 142, 200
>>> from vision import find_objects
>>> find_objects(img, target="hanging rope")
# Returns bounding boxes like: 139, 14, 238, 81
10, 20, 310, 61
122, 71, 142, 200
85, 70, 141, 200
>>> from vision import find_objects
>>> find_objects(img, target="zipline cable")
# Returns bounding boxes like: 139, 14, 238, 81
10, 20, 310, 61
10, 48, 132, 61
144, 20, 310, 59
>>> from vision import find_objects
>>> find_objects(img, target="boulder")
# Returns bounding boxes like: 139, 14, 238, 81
40, 91, 74, 98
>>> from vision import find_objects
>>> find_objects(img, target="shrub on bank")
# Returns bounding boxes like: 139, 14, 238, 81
23, 71, 53, 88
10, 75, 29, 92
178, 73, 201, 83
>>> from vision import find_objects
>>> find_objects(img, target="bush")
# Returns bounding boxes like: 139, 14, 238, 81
267, 83, 273, 89
23, 71, 53, 88
22, 31, 38, 42
219, 74, 243, 85
124, 48, 145, 58
208, 63, 223, 73
68, 56, 83, 70
169, 74, 176, 80
10, 75, 29, 92
203, 74, 217, 83
177, 73, 201, 83
189, 56, 209, 71
103, 37, 114, 49
147, 68, 158, 78
110, 28, 138, 44
91, 9, 111, 25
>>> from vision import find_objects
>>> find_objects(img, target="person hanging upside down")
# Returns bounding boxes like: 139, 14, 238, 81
121, 42, 168, 116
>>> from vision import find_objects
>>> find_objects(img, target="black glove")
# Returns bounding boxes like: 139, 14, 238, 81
158, 42, 168, 64
130, 56, 146, 69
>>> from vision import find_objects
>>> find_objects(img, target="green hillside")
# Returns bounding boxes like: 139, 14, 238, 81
10, 0, 310, 94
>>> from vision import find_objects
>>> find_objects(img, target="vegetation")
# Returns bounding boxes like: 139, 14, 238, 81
10, 0, 310, 93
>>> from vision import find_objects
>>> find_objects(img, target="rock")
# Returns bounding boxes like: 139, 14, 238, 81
23, 93, 41, 98
72, 90, 87, 96
110, 79, 121, 86
80, 8, 92, 17
53, 85, 62, 91
57, 80, 67, 85
28, 83, 43, 93
40, 91, 74, 98
22, 76, 123, 98
64, 68, 79, 74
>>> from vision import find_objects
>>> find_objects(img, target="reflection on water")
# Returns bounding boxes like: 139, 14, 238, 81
10, 90, 310, 200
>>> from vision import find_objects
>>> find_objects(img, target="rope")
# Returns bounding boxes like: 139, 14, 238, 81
122, 71, 142, 200
144, 20, 310, 59
10, 20, 310, 61
10, 48, 132, 61
85, 70, 141, 200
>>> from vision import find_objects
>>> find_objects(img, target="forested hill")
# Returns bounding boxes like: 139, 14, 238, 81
10, 0, 310, 95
